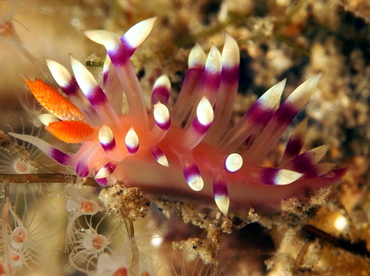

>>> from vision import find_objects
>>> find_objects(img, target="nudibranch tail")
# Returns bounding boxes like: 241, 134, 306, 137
246, 74, 322, 164
13, 18, 345, 213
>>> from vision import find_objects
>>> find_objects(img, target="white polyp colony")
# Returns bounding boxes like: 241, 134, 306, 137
11, 226, 28, 250
13, 158, 32, 174
4, 206, 40, 271
10, 249, 23, 267
66, 197, 101, 215
94, 253, 128, 275
82, 232, 109, 251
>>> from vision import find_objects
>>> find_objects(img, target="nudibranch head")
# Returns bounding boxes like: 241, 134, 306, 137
10, 17, 346, 214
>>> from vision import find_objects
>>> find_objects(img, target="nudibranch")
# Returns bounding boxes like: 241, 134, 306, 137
10, 17, 346, 214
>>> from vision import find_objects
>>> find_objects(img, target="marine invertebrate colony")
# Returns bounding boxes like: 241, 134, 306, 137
10, 17, 345, 214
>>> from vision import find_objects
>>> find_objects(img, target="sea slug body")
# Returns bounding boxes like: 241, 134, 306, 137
10, 18, 346, 214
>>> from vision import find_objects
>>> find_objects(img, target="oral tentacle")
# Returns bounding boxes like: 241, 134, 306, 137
9, 132, 73, 166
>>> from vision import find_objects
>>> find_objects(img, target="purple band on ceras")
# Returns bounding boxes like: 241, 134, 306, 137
289, 152, 318, 177
191, 117, 212, 135
244, 101, 275, 125
201, 45, 222, 105
213, 174, 229, 198
284, 138, 304, 160
220, 65, 239, 85
75, 161, 90, 178
155, 118, 171, 130
261, 168, 282, 185
50, 148, 71, 166
59, 78, 79, 97
151, 84, 170, 106
275, 102, 299, 126
84, 86, 109, 108
106, 42, 130, 66
202, 71, 221, 102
